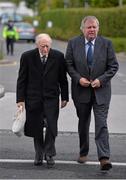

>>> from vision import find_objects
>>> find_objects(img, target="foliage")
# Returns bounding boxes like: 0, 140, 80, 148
91, 0, 119, 7
2, 0, 126, 12
31, 0, 126, 11
109, 37, 126, 52
8, 0, 20, 5
91, 0, 126, 7
36, 0, 126, 9
25, 0, 38, 9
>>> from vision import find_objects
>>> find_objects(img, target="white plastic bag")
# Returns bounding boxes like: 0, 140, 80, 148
12, 106, 26, 137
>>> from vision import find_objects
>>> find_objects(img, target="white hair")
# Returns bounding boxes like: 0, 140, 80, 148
35, 33, 52, 45
80, 16, 99, 31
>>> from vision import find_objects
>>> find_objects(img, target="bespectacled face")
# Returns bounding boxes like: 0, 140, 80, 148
37, 39, 51, 56
82, 19, 99, 41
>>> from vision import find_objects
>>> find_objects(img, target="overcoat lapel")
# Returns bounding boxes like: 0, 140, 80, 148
33, 48, 44, 75
43, 49, 55, 76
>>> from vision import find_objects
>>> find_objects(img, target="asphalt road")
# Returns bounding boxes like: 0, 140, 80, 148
0, 130, 126, 179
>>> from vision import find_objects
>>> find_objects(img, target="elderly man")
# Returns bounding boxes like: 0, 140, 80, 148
16, 33, 69, 167
65, 16, 119, 170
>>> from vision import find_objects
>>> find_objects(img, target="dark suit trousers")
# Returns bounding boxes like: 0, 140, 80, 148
75, 89, 110, 160
6, 38, 14, 55
34, 124, 56, 160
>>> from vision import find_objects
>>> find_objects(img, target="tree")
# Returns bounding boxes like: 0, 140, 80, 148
91, 0, 126, 7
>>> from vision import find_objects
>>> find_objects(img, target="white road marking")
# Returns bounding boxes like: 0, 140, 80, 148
0, 159, 126, 166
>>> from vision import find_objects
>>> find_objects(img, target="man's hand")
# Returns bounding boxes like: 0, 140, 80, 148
79, 77, 90, 87
91, 79, 101, 88
61, 100, 68, 108
17, 102, 25, 111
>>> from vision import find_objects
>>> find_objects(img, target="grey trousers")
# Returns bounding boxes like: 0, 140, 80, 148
75, 95, 110, 160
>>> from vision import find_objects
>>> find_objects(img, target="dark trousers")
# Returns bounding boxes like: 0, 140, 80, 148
75, 90, 110, 160
6, 38, 14, 55
34, 123, 56, 160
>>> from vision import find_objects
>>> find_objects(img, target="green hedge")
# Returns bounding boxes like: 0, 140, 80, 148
109, 37, 126, 52
40, 6, 126, 37
38, 6, 126, 52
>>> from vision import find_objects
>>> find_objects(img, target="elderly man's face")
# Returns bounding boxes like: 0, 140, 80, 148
82, 19, 99, 41
37, 39, 51, 56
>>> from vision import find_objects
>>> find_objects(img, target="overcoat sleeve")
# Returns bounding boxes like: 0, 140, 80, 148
59, 53, 69, 101
16, 53, 28, 103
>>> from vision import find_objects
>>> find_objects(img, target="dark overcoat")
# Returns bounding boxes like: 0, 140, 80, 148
16, 48, 69, 138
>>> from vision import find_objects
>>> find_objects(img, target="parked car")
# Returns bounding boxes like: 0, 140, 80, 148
0, 13, 23, 24
14, 22, 36, 42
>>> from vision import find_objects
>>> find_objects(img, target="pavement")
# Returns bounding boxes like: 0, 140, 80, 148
0, 52, 126, 179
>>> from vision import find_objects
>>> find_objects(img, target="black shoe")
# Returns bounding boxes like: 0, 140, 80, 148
34, 159, 43, 166
34, 154, 43, 166
46, 156, 55, 167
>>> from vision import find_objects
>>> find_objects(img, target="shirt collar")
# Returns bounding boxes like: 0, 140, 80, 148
39, 50, 48, 58
85, 38, 95, 45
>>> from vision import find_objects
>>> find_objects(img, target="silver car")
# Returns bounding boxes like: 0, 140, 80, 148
14, 22, 36, 42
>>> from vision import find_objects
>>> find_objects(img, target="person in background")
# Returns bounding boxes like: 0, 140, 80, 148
65, 16, 119, 170
16, 33, 69, 167
2, 20, 19, 55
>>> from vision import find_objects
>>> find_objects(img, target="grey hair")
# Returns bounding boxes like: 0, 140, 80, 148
35, 33, 52, 45
80, 16, 99, 31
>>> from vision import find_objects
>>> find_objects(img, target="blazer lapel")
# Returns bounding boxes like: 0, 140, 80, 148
79, 36, 90, 73
91, 36, 102, 72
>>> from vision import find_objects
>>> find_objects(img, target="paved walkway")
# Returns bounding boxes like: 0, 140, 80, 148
0, 92, 126, 134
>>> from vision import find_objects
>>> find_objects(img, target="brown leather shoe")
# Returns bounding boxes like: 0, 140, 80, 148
77, 156, 87, 163
100, 159, 112, 170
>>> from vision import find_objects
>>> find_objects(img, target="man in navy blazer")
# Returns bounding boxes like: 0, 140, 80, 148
65, 16, 119, 170
16, 33, 69, 167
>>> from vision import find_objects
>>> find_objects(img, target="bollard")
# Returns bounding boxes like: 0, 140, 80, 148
0, 84, 5, 98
